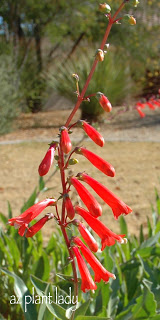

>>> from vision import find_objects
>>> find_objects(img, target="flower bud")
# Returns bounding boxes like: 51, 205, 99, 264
60, 126, 72, 154
97, 92, 112, 112
77, 120, 104, 147
123, 14, 136, 25
38, 142, 58, 176
133, 0, 139, 7
99, 3, 111, 13
64, 194, 75, 220
95, 49, 104, 62
69, 158, 79, 165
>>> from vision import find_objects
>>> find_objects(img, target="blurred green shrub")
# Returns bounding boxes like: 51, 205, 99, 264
0, 55, 19, 135
49, 49, 136, 121
0, 177, 160, 319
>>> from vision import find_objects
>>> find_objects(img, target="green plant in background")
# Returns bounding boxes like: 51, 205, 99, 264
49, 49, 135, 121
0, 178, 160, 319
0, 55, 20, 135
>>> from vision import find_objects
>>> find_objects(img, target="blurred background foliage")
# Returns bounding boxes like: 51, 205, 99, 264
0, 0, 159, 131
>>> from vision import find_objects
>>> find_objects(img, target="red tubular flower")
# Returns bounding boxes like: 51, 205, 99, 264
60, 126, 72, 154
72, 246, 97, 292
77, 120, 104, 147
73, 237, 115, 283
70, 176, 102, 217
75, 206, 126, 250
25, 213, 54, 237
97, 92, 112, 112
147, 102, 155, 110
77, 173, 132, 219
64, 194, 75, 220
136, 102, 145, 109
136, 107, 145, 118
78, 222, 98, 252
8, 198, 56, 236
150, 99, 160, 107
75, 147, 115, 177
38, 142, 58, 176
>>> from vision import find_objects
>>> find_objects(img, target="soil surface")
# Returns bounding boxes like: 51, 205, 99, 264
0, 106, 160, 242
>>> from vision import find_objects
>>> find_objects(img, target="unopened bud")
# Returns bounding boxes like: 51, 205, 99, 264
95, 49, 104, 62
99, 3, 111, 13
72, 73, 79, 81
123, 14, 136, 25
133, 0, 139, 7
69, 158, 79, 165
54, 155, 59, 160
104, 43, 109, 49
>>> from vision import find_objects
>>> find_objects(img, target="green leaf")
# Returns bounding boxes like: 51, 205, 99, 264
0, 212, 8, 224
7, 201, 12, 219
119, 216, 128, 236
147, 216, 152, 237
74, 300, 90, 319
76, 317, 112, 320
45, 284, 68, 320
3, 234, 20, 269
136, 247, 160, 259
139, 231, 160, 249
0, 268, 37, 320
21, 188, 37, 213
33, 250, 50, 281
155, 188, 160, 215
139, 224, 144, 243
0, 314, 6, 320
131, 284, 157, 319
38, 301, 55, 320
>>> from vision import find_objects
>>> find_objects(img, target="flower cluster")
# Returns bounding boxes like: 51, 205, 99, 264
135, 92, 160, 118
8, 1, 134, 295
8, 113, 132, 292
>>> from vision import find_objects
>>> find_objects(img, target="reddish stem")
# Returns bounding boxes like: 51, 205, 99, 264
65, 2, 125, 129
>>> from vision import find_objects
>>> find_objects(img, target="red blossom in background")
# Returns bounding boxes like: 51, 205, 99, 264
77, 222, 98, 252
77, 173, 132, 219
75, 147, 115, 177
8, 198, 56, 236
77, 120, 104, 147
38, 142, 58, 176
60, 126, 72, 154
75, 206, 126, 250
72, 246, 97, 292
70, 176, 102, 217
25, 213, 54, 237
97, 92, 112, 112
73, 237, 116, 283
136, 106, 145, 118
